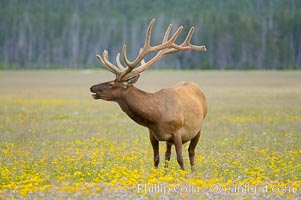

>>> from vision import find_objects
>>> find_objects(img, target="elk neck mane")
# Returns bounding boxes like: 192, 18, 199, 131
115, 85, 162, 126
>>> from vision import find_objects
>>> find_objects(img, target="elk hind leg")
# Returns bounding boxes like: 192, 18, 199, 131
188, 131, 201, 172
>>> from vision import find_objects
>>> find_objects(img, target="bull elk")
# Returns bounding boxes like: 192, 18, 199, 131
90, 19, 207, 171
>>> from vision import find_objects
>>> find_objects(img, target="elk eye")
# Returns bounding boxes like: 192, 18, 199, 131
108, 83, 114, 88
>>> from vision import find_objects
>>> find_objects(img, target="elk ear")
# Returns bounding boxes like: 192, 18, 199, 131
126, 74, 140, 85
122, 75, 140, 88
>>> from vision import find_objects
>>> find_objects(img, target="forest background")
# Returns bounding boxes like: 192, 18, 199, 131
0, 0, 300, 70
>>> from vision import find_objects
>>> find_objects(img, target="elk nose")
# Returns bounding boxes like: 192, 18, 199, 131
90, 86, 95, 92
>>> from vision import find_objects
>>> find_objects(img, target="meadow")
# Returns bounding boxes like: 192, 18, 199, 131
0, 70, 300, 199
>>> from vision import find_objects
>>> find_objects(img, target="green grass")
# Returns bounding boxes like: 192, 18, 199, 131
0, 70, 301, 199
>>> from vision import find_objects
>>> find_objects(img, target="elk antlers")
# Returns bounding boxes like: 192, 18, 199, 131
96, 18, 206, 81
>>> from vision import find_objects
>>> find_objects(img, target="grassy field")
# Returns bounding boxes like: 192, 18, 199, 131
0, 70, 300, 199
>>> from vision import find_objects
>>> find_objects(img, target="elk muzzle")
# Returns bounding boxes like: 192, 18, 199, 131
90, 85, 102, 99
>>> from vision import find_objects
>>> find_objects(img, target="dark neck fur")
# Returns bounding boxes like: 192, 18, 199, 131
116, 86, 159, 126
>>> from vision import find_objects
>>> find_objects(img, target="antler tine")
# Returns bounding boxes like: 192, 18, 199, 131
102, 51, 122, 74
183, 27, 194, 46
168, 27, 195, 51
122, 18, 156, 68
96, 54, 117, 74
144, 18, 156, 49
116, 53, 126, 70
96, 54, 105, 65
182, 27, 207, 51
163, 24, 172, 43
138, 48, 146, 65
169, 26, 183, 43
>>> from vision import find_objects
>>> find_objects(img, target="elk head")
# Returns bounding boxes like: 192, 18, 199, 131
90, 75, 140, 101
90, 18, 206, 101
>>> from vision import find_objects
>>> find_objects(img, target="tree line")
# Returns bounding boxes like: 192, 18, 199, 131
0, 0, 300, 70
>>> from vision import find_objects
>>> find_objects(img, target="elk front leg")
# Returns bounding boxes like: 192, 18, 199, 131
164, 142, 172, 168
173, 133, 184, 170
188, 131, 201, 172
149, 132, 159, 168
